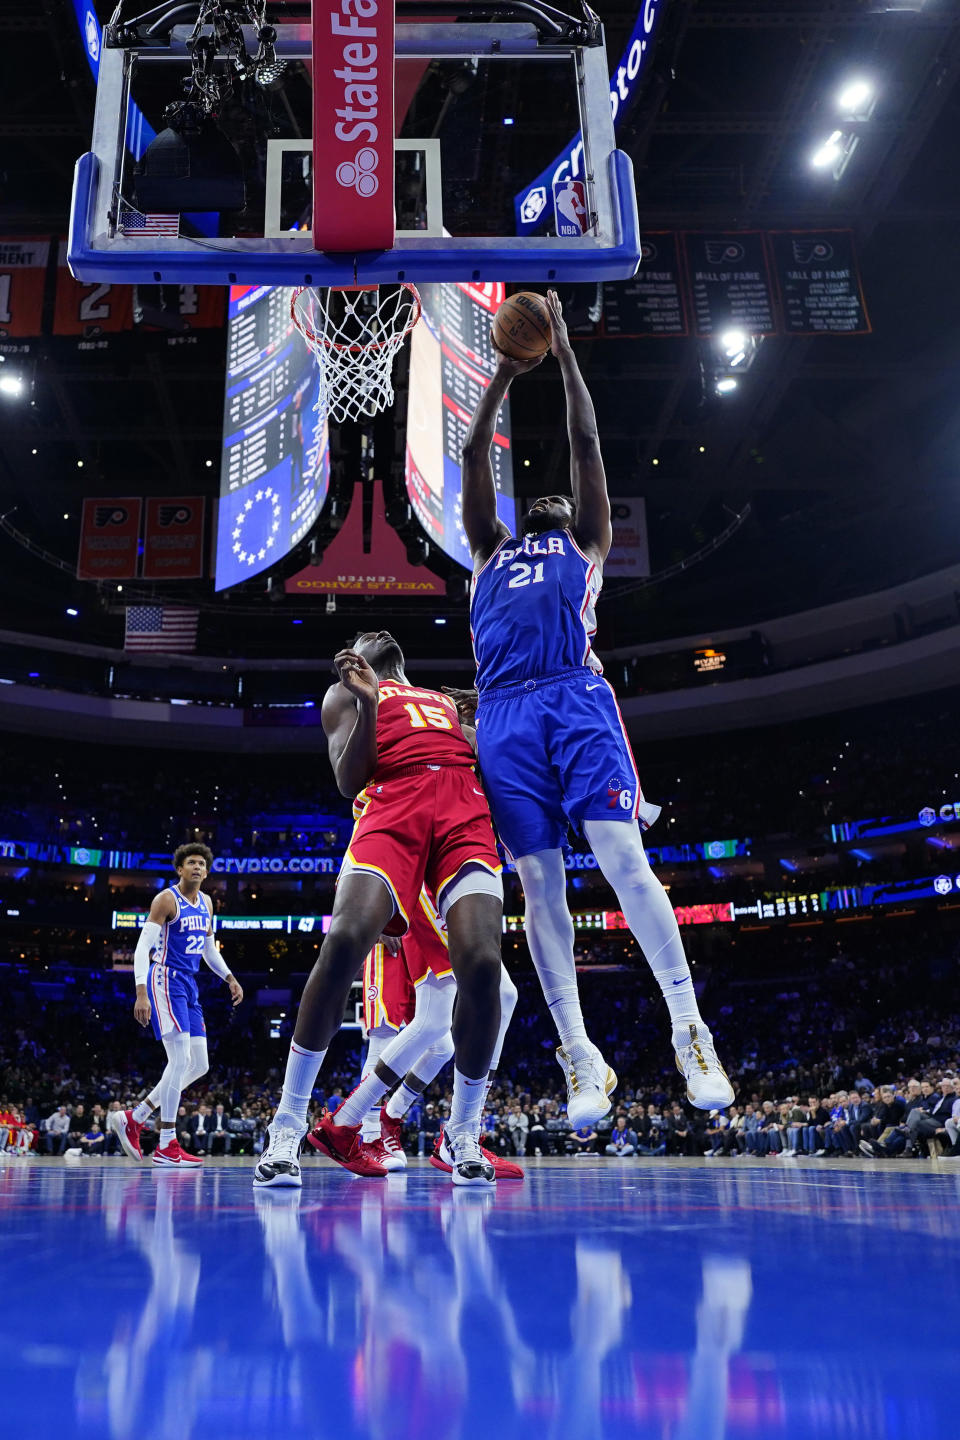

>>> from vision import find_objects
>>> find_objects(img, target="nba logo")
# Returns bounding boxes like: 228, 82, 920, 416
553, 178, 588, 237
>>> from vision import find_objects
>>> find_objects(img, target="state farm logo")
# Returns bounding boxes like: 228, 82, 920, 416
337, 147, 379, 197
330, 0, 381, 197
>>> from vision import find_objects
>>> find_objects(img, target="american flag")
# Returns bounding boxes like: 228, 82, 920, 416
119, 210, 180, 237
124, 606, 198, 653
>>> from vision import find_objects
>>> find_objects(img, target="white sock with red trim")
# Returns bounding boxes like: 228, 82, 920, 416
359, 1028, 393, 1141
448, 1069, 487, 1138
275, 1040, 326, 1129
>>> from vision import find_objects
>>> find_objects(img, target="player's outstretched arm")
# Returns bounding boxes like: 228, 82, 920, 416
462, 347, 544, 565
546, 289, 612, 563
322, 651, 380, 797
132, 890, 176, 1027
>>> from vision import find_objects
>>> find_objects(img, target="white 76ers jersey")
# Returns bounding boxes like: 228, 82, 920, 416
470, 529, 602, 692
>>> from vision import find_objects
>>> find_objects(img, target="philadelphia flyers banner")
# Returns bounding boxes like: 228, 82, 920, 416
142, 496, 206, 580
312, 0, 395, 252
76, 498, 142, 580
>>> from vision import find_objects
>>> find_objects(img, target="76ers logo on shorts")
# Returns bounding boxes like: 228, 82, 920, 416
608, 778, 634, 811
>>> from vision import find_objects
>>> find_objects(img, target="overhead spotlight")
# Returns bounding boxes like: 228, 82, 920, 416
809, 129, 858, 179
720, 329, 747, 358
836, 78, 876, 120
810, 130, 844, 169
715, 377, 738, 395
0, 374, 23, 397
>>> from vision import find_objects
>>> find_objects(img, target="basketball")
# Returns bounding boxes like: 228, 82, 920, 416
492, 291, 552, 361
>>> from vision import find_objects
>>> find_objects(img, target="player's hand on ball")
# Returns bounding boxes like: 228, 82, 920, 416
490, 331, 547, 378
546, 289, 571, 357
134, 989, 151, 1028
335, 649, 380, 705
227, 977, 244, 1007
442, 685, 479, 725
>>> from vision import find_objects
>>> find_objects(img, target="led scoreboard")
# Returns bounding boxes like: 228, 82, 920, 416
215, 285, 330, 591
405, 281, 516, 569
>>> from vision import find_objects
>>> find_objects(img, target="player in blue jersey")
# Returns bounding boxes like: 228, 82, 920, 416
461, 289, 733, 1123
111, 843, 244, 1168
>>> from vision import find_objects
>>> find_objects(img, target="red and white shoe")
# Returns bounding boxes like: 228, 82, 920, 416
378, 1108, 408, 1171
110, 1109, 145, 1162
152, 1140, 182, 1168
430, 1127, 524, 1181
305, 1113, 387, 1177
173, 1141, 203, 1166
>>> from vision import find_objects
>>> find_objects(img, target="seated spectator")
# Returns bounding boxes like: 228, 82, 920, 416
42, 1106, 71, 1156
803, 1097, 831, 1156
666, 1102, 696, 1157
605, 1115, 638, 1157
506, 1104, 529, 1157
417, 1103, 442, 1159
186, 1104, 212, 1155
80, 1122, 105, 1156
638, 1104, 666, 1156
67, 1104, 87, 1151
570, 1124, 598, 1156
858, 1087, 907, 1157
208, 1103, 233, 1156
703, 1110, 728, 1156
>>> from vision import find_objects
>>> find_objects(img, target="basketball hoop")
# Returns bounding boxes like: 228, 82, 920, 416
290, 283, 422, 424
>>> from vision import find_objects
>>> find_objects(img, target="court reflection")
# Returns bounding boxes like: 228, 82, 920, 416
2, 1162, 959, 1440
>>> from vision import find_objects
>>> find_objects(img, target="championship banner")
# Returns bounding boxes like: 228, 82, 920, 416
0, 239, 49, 339
683, 232, 776, 338
77, 498, 142, 580
142, 496, 206, 580
312, 0, 395, 250
769, 230, 871, 336
54, 241, 132, 338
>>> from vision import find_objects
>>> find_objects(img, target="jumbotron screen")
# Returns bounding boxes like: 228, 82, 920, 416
405, 282, 516, 570
214, 285, 330, 591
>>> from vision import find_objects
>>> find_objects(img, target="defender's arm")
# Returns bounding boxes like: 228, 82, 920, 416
322, 651, 380, 798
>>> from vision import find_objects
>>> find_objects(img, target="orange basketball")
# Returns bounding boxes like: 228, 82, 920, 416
492, 291, 552, 361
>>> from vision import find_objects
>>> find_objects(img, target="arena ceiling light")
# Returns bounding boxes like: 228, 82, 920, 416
0, 373, 24, 397
809, 129, 858, 180
836, 78, 876, 121
715, 377, 738, 395
720, 329, 747, 358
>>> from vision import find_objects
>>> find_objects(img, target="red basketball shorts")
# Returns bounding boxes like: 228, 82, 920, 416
362, 889, 453, 1032
344, 764, 501, 936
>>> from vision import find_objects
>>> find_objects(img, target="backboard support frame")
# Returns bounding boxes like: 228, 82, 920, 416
68, 15, 641, 286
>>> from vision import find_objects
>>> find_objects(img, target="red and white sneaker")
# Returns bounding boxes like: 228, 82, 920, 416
430, 1127, 524, 1181
305, 1113, 387, 1177
173, 1141, 203, 1166
152, 1140, 182, 1168
110, 1109, 145, 1162
378, 1108, 408, 1171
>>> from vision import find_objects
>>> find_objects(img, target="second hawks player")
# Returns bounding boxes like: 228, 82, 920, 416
256, 631, 507, 1188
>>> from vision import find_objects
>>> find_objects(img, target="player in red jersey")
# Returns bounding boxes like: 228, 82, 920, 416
255, 630, 506, 1189
322, 884, 524, 1180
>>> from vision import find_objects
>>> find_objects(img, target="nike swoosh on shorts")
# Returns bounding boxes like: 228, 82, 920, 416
586, 683, 602, 691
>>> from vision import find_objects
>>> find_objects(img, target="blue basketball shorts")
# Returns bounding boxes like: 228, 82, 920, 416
474, 667, 660, 861
149, 963, 206, 1041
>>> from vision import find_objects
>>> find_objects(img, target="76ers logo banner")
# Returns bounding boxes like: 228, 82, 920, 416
313, 0, 395, 252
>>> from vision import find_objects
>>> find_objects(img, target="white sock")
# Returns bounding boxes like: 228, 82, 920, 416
448, 1068, 487, 1137
160, 1125, 175, 1148
515, 850, 592, 1058
584, 819, 707, 1034
335, 1072, 391, 1129
359, 1029, 393, 1140
276, 1041, 326, 1128
132, 1100, 153, 1124
386, 1081, 420, 1121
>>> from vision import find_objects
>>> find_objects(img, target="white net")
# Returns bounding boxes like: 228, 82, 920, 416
290, 284, 422, 424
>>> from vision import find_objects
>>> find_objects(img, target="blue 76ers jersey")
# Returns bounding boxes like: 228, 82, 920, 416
470, 529, 602, 691
157, 887, 210, 973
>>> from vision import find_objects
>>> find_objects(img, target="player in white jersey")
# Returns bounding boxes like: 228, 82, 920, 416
462, 291, 733, 1121
111, 844, 244, 1168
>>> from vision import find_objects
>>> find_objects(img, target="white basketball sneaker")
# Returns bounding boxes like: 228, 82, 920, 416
253, 1119, 305, 1188
446, 1129, 495, 1187
674, 1024, 735, 1110
556, 1044, 617, 1128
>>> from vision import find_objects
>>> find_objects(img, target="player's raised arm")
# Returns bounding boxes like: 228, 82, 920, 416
132, 889, 177, 1027
546, 289, 612, 563
322, 650, 381, 797
461, 349, 544, 565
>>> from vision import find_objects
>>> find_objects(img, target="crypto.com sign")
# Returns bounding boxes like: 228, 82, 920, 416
514, 0, 668, 234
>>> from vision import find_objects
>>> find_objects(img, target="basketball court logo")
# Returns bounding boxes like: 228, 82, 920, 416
337, 148, 379, 198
